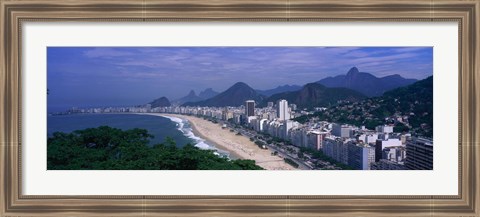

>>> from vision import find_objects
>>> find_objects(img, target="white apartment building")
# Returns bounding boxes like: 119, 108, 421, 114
376, 125, 394, 133
277, 99, 290, 121
375, 138, 403, 162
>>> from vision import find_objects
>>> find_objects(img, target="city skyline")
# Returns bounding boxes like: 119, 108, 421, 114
48, 47, 433, 111
56, 95, 433, 170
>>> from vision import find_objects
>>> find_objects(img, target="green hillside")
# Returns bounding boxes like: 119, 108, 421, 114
48, 126, 263, 170
294, 76, 433, 138
264, 83, 366, 109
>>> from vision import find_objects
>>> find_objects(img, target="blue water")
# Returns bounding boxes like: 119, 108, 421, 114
48, 113, 234, 158
47, 113, 194, 147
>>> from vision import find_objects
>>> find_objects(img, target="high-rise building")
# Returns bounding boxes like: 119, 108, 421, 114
376, 125, 394, 133
323, 137, 349, 165
289, 103, 297, 111
357, 133, 378, 144
348, 143, 375, 170
245, 100, 255, 117
382, 146, 406, 162
267, 101, 274, 108
371, 159, 406, 170
307, 131, 329, 150
332, 123, 353, 138
375, 138, 402, 162
279, 120, 298, 140
405, 138, 433, 170
277, 99, 290, 121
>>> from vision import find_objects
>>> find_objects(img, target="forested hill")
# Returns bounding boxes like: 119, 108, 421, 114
47, 126, 263, 170
183, 82, 265, 107
264, 83, 366, 109
317, 67, 417, 97
294, 76, 433, 138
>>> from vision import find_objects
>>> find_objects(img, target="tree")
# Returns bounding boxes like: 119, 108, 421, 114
47, 126, 264, 170
393, 122, 410, 133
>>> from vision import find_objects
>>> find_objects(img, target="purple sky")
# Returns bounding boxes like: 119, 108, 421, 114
47, 47, 433, 111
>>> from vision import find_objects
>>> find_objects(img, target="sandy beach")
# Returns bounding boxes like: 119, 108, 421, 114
143, 113, 297, 170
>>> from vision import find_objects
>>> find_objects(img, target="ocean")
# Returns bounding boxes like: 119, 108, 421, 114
47, 114, 231, 158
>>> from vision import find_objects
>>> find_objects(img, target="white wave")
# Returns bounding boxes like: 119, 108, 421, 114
195, 141, 214, 150
158, 115, 216, 150
158, 115, 184, 130
136, 113, 232, 159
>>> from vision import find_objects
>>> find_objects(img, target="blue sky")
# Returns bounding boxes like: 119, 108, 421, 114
47, 47, 433, 111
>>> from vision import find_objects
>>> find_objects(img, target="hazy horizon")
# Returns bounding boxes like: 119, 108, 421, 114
47, 47, 433, 111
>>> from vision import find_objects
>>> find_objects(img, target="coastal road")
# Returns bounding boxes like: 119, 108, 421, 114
220, 120, 313, 170
233, 126, 312, 170
264, 142, 312, 170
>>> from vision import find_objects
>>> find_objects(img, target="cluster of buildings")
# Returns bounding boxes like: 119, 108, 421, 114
64, 106, 152, 114
154, 99, 433, 170
246, 100, 431, 170
60, 98, 433, 170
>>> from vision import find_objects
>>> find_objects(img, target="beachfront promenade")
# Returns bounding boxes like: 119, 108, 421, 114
144, 113, 298, 170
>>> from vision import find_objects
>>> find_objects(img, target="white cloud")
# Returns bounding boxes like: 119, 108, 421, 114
83, 48, 135, 58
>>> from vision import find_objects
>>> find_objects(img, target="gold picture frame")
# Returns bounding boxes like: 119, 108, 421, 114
1, 0, 479, 216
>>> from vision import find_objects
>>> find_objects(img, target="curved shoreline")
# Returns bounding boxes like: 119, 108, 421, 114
181, 116, 243, 159
140, 113, 297, 170
137, 113, 241, 159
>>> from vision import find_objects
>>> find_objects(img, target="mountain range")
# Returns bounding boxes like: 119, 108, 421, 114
148, 97, 171, 108
149, 66, 423, 109
183, 81, 366, 109
199, 88, 219, 99
183, 82, 265, 107
295, 76, 433, 137
172, 88, 219, 105
317, 67, 417, 97
173, 90, 203, 105
256, 85, 302, 97
264, 83, 366, 109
